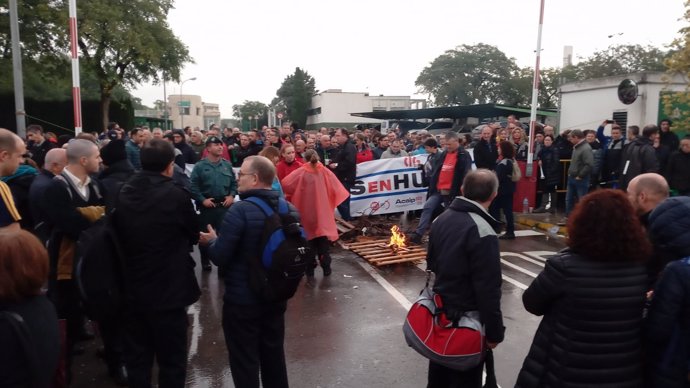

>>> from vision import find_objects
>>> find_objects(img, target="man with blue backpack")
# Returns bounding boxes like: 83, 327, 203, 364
199, 155, 309, 388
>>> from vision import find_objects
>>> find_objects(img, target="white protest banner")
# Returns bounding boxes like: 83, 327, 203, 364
350, 154, 429, 217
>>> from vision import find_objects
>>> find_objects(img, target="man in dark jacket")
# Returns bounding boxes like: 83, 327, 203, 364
426, 169, 504, 387
665, 136, 690, 196
199, 155, 300, 388
329, 128, 356, 221
172, 129, 198, 165
619, 124, 660, 191
113, 139, 200, 388
558, 130, 594, 226
29, 148, 67, 242
98, 139, 135, 210
408, 131, 471, 244
472, 126, 498, 170
26, 124, 56, 168
658, 118, 679, 152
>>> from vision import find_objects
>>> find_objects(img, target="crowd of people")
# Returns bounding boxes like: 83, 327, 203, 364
1, 113, 689, 387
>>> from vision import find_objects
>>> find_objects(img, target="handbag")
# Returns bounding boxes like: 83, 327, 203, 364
403, 272, 486, 371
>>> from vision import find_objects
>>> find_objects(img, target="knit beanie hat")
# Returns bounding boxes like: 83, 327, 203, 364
101, 139, 127, 166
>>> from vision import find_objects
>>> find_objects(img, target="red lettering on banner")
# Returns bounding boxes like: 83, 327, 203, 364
403, 156, 419, 167
380, 180, 391, 191
368, 181, 378, 193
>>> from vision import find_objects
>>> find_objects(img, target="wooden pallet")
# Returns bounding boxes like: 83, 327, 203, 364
345, 239, 427, 267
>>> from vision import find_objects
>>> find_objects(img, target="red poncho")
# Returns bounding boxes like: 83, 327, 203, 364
282, 162, 350, 241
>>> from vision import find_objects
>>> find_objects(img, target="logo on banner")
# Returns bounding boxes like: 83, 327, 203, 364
395, 195, 424, 206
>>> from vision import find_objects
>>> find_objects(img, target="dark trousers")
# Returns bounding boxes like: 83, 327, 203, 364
336, 182, 352, 221
124, 308, 189, 388
307, 236, 331, 276
99, 314, 125, 371
490, 193, 514, 234
222, 302, 289, 388
427, 360, 483, 388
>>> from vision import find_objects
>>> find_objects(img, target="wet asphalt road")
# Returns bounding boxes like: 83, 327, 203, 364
72, 225, 567, 388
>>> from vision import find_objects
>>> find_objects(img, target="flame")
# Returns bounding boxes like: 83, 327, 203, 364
388, 225, 407, 249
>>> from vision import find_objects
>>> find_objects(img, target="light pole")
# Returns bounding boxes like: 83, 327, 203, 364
180, 77, 196, 129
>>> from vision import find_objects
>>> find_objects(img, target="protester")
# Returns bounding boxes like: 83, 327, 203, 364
1, 157, 38, 230
199, 155, 299, 388
282, 149, 349, 278
28, 148, 67, 241
42, 139, 105, 382
644, 196, 690, 387
533, 135, 560, 213
558, 129, 593, 226
0, 230, 60, 388
113, 139, 200, 388
626, 173, 669, 228
0, 128, 26, 231
26, 124, 57, 168
510, 127, 528, 161
258, 146, 285, 196
658, 118, 679, 151
426, 169, 504, 387
664, 135, 690, 196
408, 131, 471, 244
329, 128, 357, 221
354, 133, 373, 164
516, 189, 651, 387
473, 126, 498, 170
597, 122, 626, 187
172, 129, 198, 165
125, 128, 145, 170
276, 144, 303, 183
489, 141, 516, 240
98, 139, 135, 210
189, 130, 205, 159
619, 124, 659, 191
380, 138, 409, 159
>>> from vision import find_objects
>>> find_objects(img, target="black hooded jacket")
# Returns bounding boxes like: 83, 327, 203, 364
113, 171, 200, 312
427, 196, 504, 344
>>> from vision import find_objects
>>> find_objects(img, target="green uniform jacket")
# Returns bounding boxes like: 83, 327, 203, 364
190, 158, 238, 203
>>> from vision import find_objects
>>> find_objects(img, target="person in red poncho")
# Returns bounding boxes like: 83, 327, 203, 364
282, 149, 349, 277
276, 145, 303, 183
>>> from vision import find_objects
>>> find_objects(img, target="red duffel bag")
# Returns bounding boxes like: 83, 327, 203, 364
403, 283, 486, 371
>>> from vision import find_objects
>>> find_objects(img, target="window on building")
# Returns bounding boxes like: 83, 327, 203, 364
196, 107, 201, 116
179, 107, 190, 115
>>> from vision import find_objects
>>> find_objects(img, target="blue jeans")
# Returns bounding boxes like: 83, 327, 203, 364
565, 176, 589, 216
415, 193, 450, 236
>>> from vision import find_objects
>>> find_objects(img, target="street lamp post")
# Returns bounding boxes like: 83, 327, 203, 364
179, 77, 197, 129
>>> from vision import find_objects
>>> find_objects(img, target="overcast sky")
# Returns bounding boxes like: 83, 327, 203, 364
132, 0, 687, 118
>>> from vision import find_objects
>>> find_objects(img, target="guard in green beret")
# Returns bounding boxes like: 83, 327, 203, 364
191, 136, 238, 271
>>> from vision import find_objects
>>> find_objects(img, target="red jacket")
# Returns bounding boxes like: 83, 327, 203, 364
276, 159, 304, 182
356, 148, 374, 164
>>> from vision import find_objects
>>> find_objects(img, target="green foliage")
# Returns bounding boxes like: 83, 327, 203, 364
275, 67, 316, 129
232, 100, 268, 120
417, 43, 670, 110
415, 43, 519, 106
662, 0, 690, 133
0, 0, 192, 130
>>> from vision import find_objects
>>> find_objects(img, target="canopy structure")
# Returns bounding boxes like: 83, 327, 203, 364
350, 103, 557, 121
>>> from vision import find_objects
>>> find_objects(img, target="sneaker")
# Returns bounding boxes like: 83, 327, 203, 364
556, 217, 567, 226
407, 232, 423, 245
498, 233, 515, 240
323, 266, 332, 277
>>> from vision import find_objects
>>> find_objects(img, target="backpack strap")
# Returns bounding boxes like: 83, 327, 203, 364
245, 196, 289, 216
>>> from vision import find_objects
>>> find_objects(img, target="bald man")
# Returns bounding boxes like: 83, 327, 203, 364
0, 128, 26, 230
29, 148, 68, 240
626, 173, 669, 226
316, 134, 335, 164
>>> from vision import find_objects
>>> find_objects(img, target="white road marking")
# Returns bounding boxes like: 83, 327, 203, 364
187, 303, 201, 360
501, 252, 545, 268
523, 251, 557, 262
500, 259, 539, 278
502, 275, 529, 290
356, 259, 412, 310
514, 230, 543, 237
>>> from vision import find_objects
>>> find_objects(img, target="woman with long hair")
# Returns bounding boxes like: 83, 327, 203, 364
281, 149, 349, 278
533, 134, 560, 213
516, 189, 651, 387
489, 141, 516, 240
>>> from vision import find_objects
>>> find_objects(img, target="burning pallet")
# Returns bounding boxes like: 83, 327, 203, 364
345, 226, 427, 266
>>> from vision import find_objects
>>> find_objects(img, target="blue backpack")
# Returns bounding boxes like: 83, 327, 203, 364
245, 197, 310, 301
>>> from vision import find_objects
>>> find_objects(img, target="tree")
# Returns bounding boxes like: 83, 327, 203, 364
69, 0, 192, 130
415, 44, 520, 106
663, 0, 690, 132
275, 67, 316, 129
232, 100, 268, 129
572, 44, 669, 81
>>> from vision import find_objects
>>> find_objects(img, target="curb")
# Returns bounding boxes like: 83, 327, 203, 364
515, 215, 568, 235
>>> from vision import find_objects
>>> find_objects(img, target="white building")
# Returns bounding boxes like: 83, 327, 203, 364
559, 72, 688, 134
305, 89, 426, 130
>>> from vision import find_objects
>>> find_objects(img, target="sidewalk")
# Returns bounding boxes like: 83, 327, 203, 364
515, 211, 568, 235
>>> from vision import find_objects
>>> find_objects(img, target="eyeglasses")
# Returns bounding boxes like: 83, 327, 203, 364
237, 171, 256, 178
